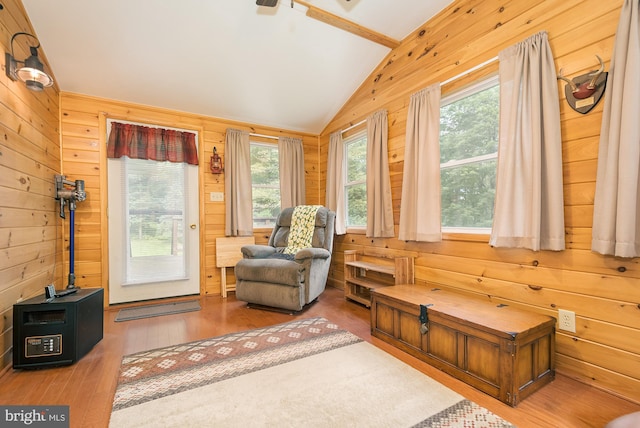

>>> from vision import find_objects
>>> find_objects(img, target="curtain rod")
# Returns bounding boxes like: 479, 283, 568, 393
440, 55, 498, 86
249, 132, 279, 140
341, 119, 366, 135
339, 56, 498, 136
107, 118, 198, 134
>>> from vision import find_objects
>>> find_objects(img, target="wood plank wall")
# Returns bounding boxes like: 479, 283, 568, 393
320, 0, 640, 403
58, 93, 319, 301
0, 0, 62, 369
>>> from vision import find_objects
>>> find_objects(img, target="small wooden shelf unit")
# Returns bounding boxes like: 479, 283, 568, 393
343, 250, 414, 307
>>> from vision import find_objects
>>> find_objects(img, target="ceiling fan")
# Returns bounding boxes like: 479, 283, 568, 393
255, 0, 398, 49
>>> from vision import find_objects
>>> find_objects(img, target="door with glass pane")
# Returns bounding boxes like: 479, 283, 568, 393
108, 152, 200, 304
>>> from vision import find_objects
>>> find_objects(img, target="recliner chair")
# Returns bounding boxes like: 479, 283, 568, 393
235, 206, 336, 312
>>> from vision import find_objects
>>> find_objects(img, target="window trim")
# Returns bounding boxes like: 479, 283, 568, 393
441, 74, 499, 106
440, 152, 497, 170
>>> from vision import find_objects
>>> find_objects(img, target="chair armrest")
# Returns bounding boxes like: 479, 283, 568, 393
241, 245, 276, 259
294, 248, 330, 261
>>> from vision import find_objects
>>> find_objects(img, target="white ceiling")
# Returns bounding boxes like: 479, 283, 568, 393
23, 0, 452, 134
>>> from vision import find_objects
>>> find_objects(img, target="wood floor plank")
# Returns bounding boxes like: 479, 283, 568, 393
0, 286, 638, 428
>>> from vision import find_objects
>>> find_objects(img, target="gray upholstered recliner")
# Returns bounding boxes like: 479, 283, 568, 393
235, 206, 336, 312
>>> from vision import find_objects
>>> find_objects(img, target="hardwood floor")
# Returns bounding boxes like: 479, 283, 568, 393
1, 286, 638, 428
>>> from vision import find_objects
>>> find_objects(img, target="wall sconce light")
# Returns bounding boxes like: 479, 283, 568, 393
210, 146, 223, 174
5, 32, 54, 91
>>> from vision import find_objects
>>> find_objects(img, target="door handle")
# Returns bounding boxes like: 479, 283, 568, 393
190, 224, 197, 229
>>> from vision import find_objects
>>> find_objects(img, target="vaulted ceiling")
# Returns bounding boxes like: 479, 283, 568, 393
23, 0, 453, 134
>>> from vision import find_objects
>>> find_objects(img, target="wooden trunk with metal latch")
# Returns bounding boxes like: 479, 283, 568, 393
370, 284, 556, 406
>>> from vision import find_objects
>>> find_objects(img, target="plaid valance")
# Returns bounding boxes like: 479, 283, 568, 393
107, 122, 198, 165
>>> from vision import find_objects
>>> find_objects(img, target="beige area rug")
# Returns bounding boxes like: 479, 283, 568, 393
109, 317, 515, 428
114, 300, 200, 322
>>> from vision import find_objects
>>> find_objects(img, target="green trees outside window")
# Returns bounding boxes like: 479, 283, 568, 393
127, 160, 185, 257
345, 133, 367, 227
440, 78, 499, 230
251, 143, 280, 227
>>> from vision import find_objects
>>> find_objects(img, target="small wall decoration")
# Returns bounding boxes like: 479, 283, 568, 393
210, 146, 223, 174
557, 55, 607, 114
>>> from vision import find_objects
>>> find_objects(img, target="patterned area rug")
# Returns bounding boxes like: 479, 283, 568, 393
110, 317, 515, 427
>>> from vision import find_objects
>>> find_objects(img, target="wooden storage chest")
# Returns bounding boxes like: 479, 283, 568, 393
371, 284, 555, 406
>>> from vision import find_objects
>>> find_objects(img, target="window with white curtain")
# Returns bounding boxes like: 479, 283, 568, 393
250, 142, 280, 228
344, 130, 367, 227
440, 75, 499, 233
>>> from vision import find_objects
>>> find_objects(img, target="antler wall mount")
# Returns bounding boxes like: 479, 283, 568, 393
557, 55, 607, 114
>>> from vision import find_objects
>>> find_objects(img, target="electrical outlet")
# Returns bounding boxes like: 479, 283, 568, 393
209, 192, 224, 202
558, 309, 576, 333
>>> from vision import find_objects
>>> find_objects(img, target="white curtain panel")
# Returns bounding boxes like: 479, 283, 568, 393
325, 131, 346, 235
592, 0, 640, 258
399, 83, 442, 242
224, 129, 253, 236
278, 136, 306, 209
490, 31, 565, 251
366, 110, 395, 238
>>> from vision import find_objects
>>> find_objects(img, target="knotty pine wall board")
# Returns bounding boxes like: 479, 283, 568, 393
0, 0, 63, 369
321, 0, 637, 403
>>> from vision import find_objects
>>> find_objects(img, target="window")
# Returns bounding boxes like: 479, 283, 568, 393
440, 75, 499, 232
250, 142, 280, 228
344, 131, 367, 227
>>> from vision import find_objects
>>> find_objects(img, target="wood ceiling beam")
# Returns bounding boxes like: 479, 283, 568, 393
293, 0, 400, 49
